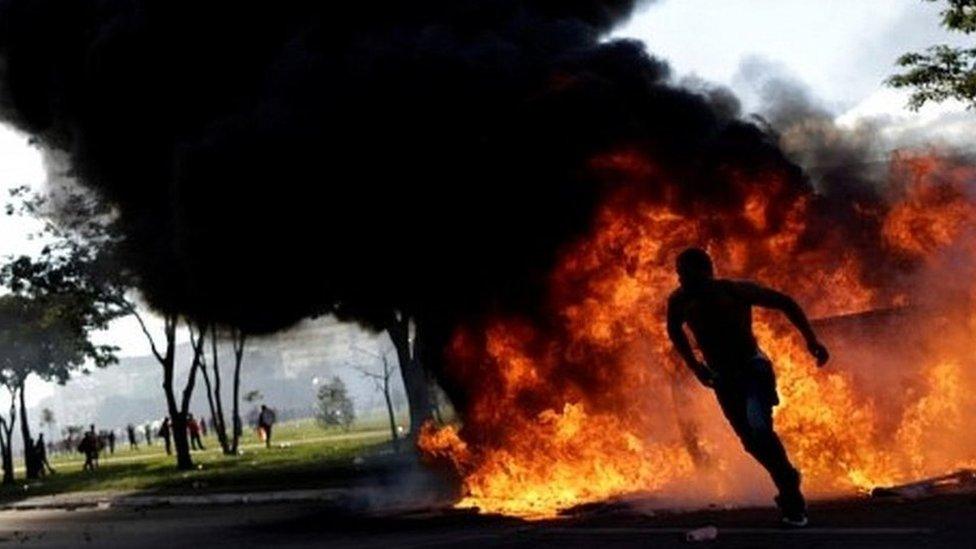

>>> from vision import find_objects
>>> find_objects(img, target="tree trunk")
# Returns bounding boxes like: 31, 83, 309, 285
160, 314, 194, 470
0, 436, 12, 485
386, 314, 432, 441
168, 411, 193, 470
230, 329, 246, 454
0, 415, 14, 485
210, 327, 231, 454
172, 322, 208, 469
383, 371, 399, 453
18, 380, 38, 479
2, 389, 15, 484
197, 355, 224, 452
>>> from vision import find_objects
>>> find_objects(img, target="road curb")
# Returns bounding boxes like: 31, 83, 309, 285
0, 488, 348, 512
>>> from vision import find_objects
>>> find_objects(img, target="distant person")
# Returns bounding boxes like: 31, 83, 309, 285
258, 405, 276, 449
199, 416, 208, 438
91, 426, 103, 467
666, 248, 829, 527
158, 417, 172, 455
78, 431, 99, 472
35, 434, 55, 476
126, 424, 138, 450
107, 430, 116, 454
187, 414, 205, 451
143, 423, 153, 446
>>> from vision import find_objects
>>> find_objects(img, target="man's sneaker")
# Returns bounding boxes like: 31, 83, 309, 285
781, 513, 809, 528
774, 493, 808, 528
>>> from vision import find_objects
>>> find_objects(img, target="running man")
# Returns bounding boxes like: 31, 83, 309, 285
666, 248, 829, 527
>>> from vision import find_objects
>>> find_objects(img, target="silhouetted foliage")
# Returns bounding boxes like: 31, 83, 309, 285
0, 291, 119, 479
316, 377, 355, 431
889, 0, 976, 109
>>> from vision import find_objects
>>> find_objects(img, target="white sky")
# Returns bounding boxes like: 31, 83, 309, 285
0, 126, 175, 405
617, 0, 970, 117
3, 0, 973, 405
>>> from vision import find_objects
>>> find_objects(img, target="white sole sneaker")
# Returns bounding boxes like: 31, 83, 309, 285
781, 515, 809, 528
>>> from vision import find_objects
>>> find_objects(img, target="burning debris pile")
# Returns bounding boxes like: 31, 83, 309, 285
0, 0, 974, 519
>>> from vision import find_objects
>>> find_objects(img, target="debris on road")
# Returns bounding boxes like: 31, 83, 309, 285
685, 525, 718, 542
871, 470, 976, 499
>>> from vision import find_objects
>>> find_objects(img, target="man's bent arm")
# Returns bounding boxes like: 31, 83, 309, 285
739, 282, 829, 365
746, 285, 819, 344
666, 301, 700, 369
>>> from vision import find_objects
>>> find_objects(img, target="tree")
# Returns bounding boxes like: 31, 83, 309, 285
229, 328, 247, 454
889, 0, 976, 109
0, 384, 16, 484
196, 325, 249, 456
382, 312, 435, 442
351, 345, 401, 452
315, 377, 355, 431
4, 186, 209, 471
197, 326, 226, 453
0, 290, 119, 479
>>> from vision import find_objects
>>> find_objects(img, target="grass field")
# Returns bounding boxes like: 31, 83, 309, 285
0, 417, 401, 501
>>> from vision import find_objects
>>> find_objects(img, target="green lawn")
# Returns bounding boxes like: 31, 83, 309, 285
1, 417, 402, 501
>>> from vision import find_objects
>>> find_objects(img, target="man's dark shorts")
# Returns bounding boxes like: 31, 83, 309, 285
714, 353, 778, 434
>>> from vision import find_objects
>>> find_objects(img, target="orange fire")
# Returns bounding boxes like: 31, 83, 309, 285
419, 149, 976, 519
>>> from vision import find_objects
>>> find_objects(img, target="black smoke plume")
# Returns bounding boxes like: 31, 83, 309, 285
0, 0, 862, 403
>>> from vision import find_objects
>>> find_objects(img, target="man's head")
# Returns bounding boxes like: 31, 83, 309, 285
261, 405, 267, 411
676, 247, 714, 290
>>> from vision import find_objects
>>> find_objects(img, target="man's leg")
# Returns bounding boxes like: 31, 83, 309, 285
741, 395, 805, 515
716, 386, 805, 518
265, 425, 272, 448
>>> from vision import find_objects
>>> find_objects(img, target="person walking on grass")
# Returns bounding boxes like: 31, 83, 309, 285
35, 434, 55, 476
258, 405, 276, 449
188, 414, 206, 451
78, 429, 99, 472
126, 424, 138, 450
666, 248, 829, 528
158, 417, 172, 456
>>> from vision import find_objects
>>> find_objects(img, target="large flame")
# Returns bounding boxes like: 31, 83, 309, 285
419, 150, 976, 518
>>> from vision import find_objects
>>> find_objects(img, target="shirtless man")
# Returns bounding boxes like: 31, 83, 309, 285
666, 248, 829, 527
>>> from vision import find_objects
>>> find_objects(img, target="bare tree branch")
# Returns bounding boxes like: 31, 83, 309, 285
130, 306, 165, 364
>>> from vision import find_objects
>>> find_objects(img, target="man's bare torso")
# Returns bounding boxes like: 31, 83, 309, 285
668, 279, 761, 371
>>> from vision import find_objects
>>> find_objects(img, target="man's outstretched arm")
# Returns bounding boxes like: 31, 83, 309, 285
738, 282, 830, 366
666, 297, 718, 385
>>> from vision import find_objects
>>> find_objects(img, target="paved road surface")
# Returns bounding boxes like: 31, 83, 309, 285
0, 491, 972, 548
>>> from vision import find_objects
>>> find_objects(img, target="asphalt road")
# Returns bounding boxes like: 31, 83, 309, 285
0, 492, 973, 548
